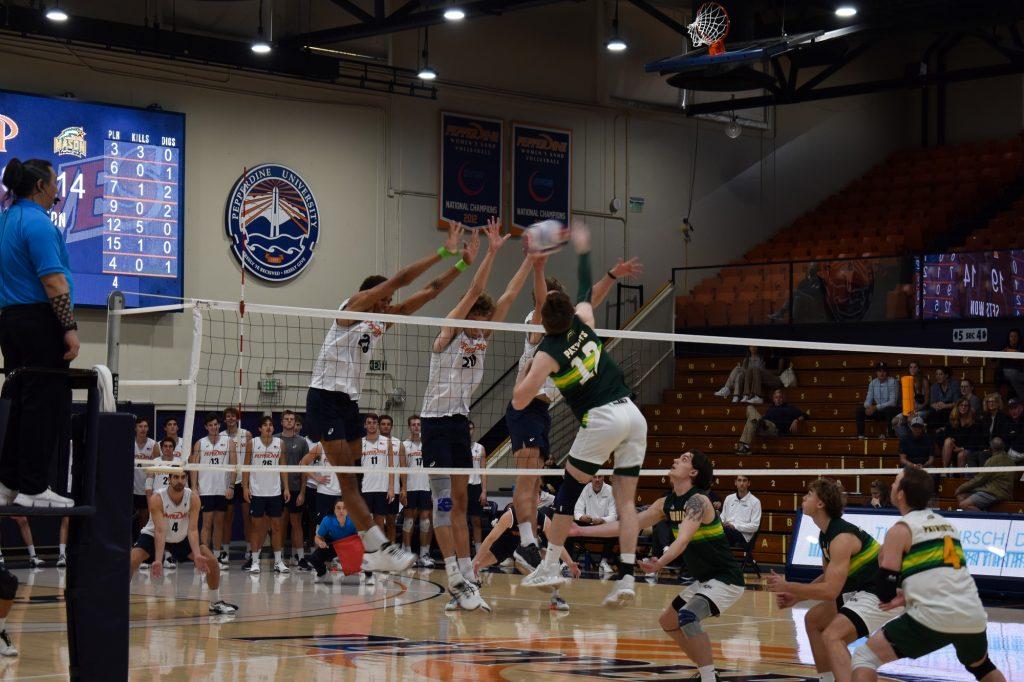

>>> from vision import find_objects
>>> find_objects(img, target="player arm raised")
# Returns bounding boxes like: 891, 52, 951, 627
641, 492, 714, 572
148, 493, 167, 578
391, 228, 480, 316
569, 498, 667, 539
766, 533, 857, 602
526, 256, 549, 345
512, 351, 559, 410
241, 439, 254, 503
875, 522, 912, 611
488, 254, 537, 329
590, 257, 643, 308
569, 220, 597, 328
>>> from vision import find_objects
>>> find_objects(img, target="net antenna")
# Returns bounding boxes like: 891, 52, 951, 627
687, 2, 730, 56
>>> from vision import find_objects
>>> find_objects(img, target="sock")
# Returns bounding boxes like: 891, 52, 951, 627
209, 588, 220, 603
819, 674, 835, 682
221, 544, 229, 555
359, 525, 387, 553
59, 543, 66, 556
294, 548, 304, 560
444, 556, 461, 582
543, 544, 562, 568
699, 665, 716, 682
618, 553, 635, 578
0, 617, 6, 631
458, 557, 475, 580
518, 523, 537, 547
274, 550, 283, 563
27, 545, 35, 558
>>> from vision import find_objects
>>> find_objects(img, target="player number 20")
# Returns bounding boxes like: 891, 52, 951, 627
571, 341, 601, 385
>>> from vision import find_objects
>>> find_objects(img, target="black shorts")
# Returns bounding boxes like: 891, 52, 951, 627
421, 415, 472, 469
506, 398, 551, 456
315, 492, 340, 518
490, 530, 519, 563
467, 483, 484, 516
364, 491, 395, 516
405, 490, 432, 510
134, 494, 149, 510
249, 495, 284, 518
200, 495, 228, 513
284, 490, 303, 512
232, 483, 244, 504
134, 533, 193, 563
305, 387, 364, 443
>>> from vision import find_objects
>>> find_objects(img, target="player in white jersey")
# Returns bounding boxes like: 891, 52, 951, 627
360, 414, 395, 533
130, 470, 238, 615
161, 417, 188, 459
850, 467, 1005, 682
378, 415, 405, 543
132, 418, 157, 532
147, 437, 185, 494
242, 416, 290, 574
400, 416, 434, 568
420, 218, 535, 611
305, 221, 477, 575
296, 442, 341, 529
221, 406, 251, 567
189, 413, 235, 563
466, 423, 488, 554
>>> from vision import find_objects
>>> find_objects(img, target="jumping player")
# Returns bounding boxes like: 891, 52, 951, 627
130, 470, 238, 615
242, 416, 290, 574
849, 468, 1005, 682
400, 416, 434, 567
305, 221, 477, 574
189, 413, 234, 567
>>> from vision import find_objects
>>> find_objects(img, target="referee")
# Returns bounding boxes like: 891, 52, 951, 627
0, 157, 77, 508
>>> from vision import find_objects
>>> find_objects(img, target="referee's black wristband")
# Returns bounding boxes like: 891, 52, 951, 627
606, 270, 618, 280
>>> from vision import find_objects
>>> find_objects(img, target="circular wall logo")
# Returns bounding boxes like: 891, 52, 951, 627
225, 164, 320, 282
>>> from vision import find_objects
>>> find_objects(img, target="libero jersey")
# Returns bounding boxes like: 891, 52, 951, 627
819, 517, 880, 593
898, 509, 987, 633
663, 488, 744, 586
141, 487, 192, 544
249, 436, 283, 497
309, 298, 387, 399
537, 315, 630, 421
133, 437, 157, 495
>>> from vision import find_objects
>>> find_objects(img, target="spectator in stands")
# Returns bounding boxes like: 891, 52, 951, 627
956, 437, 1015, 511
979, 392, 1011, 448
573, 476, 617, 574
892, 360, 930, 434
720, 475, 761, 547
997, 328, 1024, 400
735, 389, 806, 455
940, 399, 985, 468
868, 479, 891, 508
898, 416, 934, 469
926, 366, 958, 428
714, 346, 763, 402
959, 377, 982, 414
1007, 398, 1024, 462
740, 356, 797, 405
856, 362, 900, 439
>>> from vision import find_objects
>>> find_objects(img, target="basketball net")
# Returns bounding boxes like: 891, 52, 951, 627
688, 2, 730, 56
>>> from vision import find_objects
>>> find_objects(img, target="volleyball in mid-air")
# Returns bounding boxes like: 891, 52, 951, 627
525, 220, 569, 254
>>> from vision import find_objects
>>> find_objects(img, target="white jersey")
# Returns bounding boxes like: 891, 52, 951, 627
518, 311, 559, 402
226, 428, 251, 485
385, 437, 402, 494
309, 299, 387, 399
421, 332, 489, 418
133, 437, 157, 495
141, 487, 193, 544
314, 450, 341, 496
469, 442, 485, 485
166, 436, 187, 459
305, 438, 320, 489
249, 437, 283, 497
149, 456, 185, 492
403, 439, 429, 492
361, 435, 392, 493
197, 434, 232, 495
899, 509, 988, 633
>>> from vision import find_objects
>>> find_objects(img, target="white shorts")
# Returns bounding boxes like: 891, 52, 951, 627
839, 590, 904, 638
675, 578, 745, 615
567, 398, 647, 473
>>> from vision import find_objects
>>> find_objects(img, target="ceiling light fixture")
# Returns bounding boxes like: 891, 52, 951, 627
251, 0, 272, 54
835, 5, 857, 18
443, 6, 466, 21
418, 28, 438, 80
605, 0, 627, 52
45, 2, 68, 22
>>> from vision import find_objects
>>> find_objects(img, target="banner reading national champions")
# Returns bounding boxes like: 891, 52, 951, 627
0, 88, 185, 308
438, 112, 503, 229
511, 122, 571, 232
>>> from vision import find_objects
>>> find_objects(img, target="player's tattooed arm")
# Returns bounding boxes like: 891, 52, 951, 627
683, 493, 709, 523
641, 495, 707, 572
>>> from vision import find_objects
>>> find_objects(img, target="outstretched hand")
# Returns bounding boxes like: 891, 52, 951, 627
463, 228, 481, 265
569, 218, 590, 254
444, 220, 466, 255
484, 216, 510, 253
610, 257, 643, 280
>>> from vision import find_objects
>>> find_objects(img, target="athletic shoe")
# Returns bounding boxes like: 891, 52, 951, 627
241, 557, 253, 572
513, 543, 542, 574
274, 561, 291, 574
364, 572, 376, 586
297, 557, 312, 572
139, 562, 151, 571
449, 578, 483, 611
745, 396, 763, 405
521, 562, 567, 589
163, 557, 177, 570
56, 554, 67, 568
247, 560, 261, 574
28, 556, 43, 568
598, 559, 613, 575
209, 600, 239, 615
733, 396, 745, 404
217, 551, 229, 566
713, 386, 730, 398
602, 574, 636, 608
0, 482, 16, 506
419, 555, 435, 569
735, 444, 751, 455
478, 595, 492, 613
444, 596, 460, 612
13, 488, 73, 508
550, 595, 570, 612
685, 672, 721, 681
361, 542, 415, 573
314, 569, 331, 583
0, 630, 17, 657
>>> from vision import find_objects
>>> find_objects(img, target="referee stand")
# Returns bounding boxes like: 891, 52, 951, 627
0, 367, 133, 681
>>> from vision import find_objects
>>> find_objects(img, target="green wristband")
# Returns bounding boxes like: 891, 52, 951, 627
438, 246, 458, 258
454, 259, 468, 272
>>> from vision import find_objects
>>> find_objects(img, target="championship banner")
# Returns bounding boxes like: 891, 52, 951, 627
511, 122, 571, 232
438, 112, 503, 229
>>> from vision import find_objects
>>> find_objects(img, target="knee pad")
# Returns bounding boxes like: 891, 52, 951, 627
420, 519, 431, 533
402, 518, 415, 533
967, 656, 996, 681
430, 476, 453, 528
553, 474, 587, 515
677, 610, 704, 637
0, 570, 18, 600
851, 644, 882, 672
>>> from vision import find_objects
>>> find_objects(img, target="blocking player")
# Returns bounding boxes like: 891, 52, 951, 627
378, 414, 405, 543
767, 479, 901, 682
512, 221, 644, 608
276, 410, 309, 565
222, 406, 251, 567
849, 468, 1005, 682
467, 421, 487, 554
132, 418, 157, 533
400, 415, 434, 568
242, 416, 290, 574
130, 470, 238, 615
305, 221, 477, 574
420, 219, 533, 611
571, 451, 745, 682
189, 413, 234, 566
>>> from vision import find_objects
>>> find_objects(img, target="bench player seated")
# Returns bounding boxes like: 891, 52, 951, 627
130, 470, 239, 615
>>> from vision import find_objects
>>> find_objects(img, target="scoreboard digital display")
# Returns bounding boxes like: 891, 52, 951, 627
0, 89, 184, 308
921, 250, 1024, 319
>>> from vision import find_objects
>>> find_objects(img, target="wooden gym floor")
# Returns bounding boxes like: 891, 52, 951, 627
2, 564, 1022, 681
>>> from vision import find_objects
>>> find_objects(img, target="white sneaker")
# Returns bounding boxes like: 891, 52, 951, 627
450, 578, 483, 611
247, 560, 261, 574
732, 396, 743, 403
713, 386, 730, 398
0, 482, 16, 506
364, 572, 376, 586
598, 559, 613, 575
56, 554, 67, 568
419, 555, 435, 568
550, 595, 570, 612
13, 488, 73, 508
28, 556, 43, 568
274, 561, 291, 574
602, 574, 636, 608
521, 562, 567, 589
746, 396, 763, 405
444, 595, 460, 612
361, 543, 415, 573
0, 630, 17, 657
209, 600, 239, 614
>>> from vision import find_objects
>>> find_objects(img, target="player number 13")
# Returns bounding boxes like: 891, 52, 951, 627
571, 341, 601, 385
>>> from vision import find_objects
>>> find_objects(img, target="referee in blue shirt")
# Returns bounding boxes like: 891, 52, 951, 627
0, 158, 78, 508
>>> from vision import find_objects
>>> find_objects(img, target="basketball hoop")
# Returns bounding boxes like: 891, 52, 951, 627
687, 2, 730, 56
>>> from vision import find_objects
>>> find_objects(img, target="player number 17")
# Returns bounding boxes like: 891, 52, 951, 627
571, 341, 601, 385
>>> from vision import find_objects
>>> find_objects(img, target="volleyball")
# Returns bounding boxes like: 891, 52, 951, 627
525, 220, 569, 254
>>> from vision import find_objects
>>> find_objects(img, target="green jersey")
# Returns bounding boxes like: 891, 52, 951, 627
819, 517, 880, 593
663, 488, 745, 586
537, 315, 630, 421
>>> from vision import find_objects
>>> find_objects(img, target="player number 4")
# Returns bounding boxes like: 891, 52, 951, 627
571, 341, 601, 385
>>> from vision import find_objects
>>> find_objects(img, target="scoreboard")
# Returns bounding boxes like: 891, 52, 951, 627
921, 250, 1024, 320
0, 89, 184, 308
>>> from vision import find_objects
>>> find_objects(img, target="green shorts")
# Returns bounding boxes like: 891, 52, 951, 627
882, 613, 989, 667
